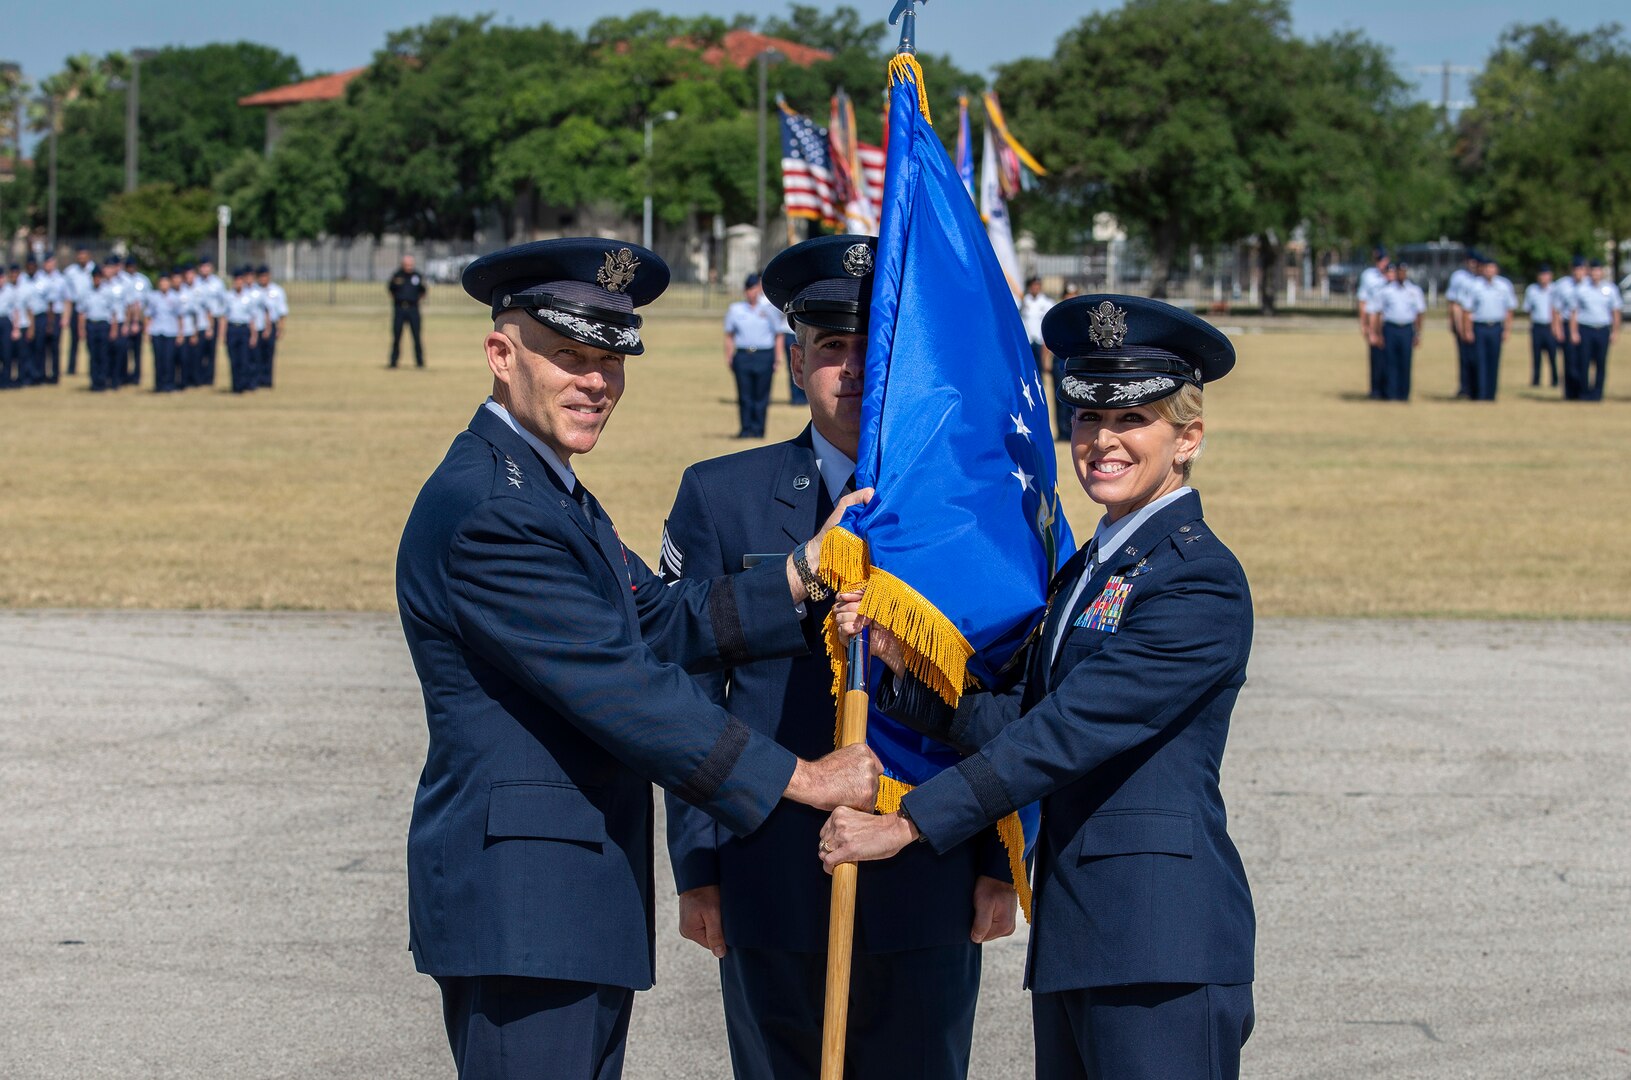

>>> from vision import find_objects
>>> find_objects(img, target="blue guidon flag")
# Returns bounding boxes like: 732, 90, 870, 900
817, 54, 1074, 917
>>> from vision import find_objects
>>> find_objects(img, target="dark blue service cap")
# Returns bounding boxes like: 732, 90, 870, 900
1572, 254, 1587, 268
1371, 247, 1388, 261
762, 234, 877, 336
462, 238, 669, 356
181, 262, 196, 272
1465, 249, 1482, 263
256, 265, 270, 275
6, 263, 19, 272
1589, 258, 1603, 268
106, 255, 123, 266
743, 272, 762, 289
1537, 263, 1552, 273
1043, 295, 1235, 410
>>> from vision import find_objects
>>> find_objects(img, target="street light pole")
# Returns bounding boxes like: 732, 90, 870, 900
47, 95, 59, 251
642, 110, 677, 251
124, 49, 156, 193
755, 49, 781, 265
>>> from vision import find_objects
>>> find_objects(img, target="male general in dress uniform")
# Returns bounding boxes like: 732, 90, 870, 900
396, 238, 881, 1080
1522, 264, 1559, 389
1462, 255, 1516, 401
1568, 259, 1623, 403
1355, 248, 1388, 399
388, 255, 428, 368
658, 235, 1017, 1080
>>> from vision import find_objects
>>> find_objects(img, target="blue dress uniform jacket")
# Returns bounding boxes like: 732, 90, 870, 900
660, 426, 1009, 955
881, 491, 1255, 994
398, 407, 811, 992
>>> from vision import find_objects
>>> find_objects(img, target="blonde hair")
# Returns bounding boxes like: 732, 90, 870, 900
1149, 384, 1204, 480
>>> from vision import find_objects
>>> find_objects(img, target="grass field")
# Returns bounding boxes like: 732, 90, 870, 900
2, 303, 1627, 617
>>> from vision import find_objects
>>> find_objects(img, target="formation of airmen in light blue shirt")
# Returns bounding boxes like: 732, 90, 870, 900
1, 249, 287, 394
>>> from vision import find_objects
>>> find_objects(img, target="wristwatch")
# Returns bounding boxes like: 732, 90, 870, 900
793, 541, 830, 602
896, 803, 928, 844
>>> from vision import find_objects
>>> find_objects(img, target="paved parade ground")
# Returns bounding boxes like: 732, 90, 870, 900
2, 611, 1627, 1078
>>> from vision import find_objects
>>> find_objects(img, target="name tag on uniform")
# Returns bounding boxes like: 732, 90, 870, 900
741, 553, 786, 569
1073, 576, 1133, 633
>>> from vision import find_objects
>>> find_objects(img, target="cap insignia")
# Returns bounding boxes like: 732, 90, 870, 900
596, 248, 640, 293
842, 243, 874, 278
1087, 300, 1129, 350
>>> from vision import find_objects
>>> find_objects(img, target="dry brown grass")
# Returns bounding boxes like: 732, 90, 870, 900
2, 304, 1626, 617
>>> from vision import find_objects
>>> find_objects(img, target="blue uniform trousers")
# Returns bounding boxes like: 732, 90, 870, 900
41, 313, 60, 383
1455, 332, 1476, 397
66, 315, 81, 376
720, 944, 978, 1080
126, 330, 143, 387
1470, 322, 1503, 401
0, 318, 12, 388
1032, 983, 1254, 1080
1367, 341, 1384, 398
1381, 323, 1414, 401
390, 305, 424, 367
199, 329, 218, 386
261, 330, 277, 388
226, 324, 253, 392
1578, 325, 1611, 402
86, 321, 112, 391
433, 975, 633, 1080
1530, 323, 1558, 386
151, 335, 176, 392
19, 325, 42, 385
731, 348, 774, 437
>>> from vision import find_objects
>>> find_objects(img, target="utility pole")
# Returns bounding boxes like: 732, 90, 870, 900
642, 110, 677, 251
125, 49, 156, 193
47, 95, 58, 251
755, 49, 781, 265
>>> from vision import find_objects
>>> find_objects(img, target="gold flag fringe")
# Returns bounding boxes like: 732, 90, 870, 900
887, 54, 932, 125
816, 525, 1032, 920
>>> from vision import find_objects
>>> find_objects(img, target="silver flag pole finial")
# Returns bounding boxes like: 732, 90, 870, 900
889, 0, 928, 55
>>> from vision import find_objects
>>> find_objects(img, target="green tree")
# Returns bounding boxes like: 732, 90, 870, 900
100, 183, 215, 267
1458, 22, 1631, 277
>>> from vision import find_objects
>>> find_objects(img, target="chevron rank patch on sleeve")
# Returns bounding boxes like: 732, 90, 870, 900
658, 523, 684, 580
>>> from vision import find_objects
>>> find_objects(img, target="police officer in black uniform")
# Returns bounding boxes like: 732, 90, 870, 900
388, 254, 428, 368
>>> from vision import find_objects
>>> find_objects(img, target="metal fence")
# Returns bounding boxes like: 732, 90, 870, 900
19, 232, 1473, 314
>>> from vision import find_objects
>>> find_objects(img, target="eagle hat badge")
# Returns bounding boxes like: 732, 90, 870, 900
1086, 300, 1129, 350
842, 243, 874, 278
596, 248, 640, 294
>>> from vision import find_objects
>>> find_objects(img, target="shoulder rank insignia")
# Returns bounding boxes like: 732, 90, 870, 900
596, 248, 640, 293
503, 456, 524, 488
1073, 575, 1133, 633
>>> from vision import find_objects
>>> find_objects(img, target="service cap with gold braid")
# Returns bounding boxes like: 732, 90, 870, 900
1044, 294, 1236, 409
461, 238, 670, 356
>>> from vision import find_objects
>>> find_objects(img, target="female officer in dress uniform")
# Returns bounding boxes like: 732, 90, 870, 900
819, 295, 1256, 1080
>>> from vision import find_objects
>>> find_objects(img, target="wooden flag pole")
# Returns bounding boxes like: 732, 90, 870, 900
819, 630, 870, 1080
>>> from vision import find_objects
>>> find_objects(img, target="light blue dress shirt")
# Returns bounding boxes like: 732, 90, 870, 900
723, 298, 780, 351
146, 290, 181, 336
1377, 281, 1427, 325
1522, 283, 1555, 323
1572, 280, 1623, 327
1464, 276, 1517, 323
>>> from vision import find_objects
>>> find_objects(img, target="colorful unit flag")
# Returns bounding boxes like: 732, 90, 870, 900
818, 55, 1075, 915
781, 102, 885, 234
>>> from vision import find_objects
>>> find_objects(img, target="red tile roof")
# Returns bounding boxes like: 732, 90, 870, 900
697, 29, 833, 70
238, 67, 367, 108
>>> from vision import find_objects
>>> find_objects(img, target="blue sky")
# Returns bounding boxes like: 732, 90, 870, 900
3, 0, 1616, 114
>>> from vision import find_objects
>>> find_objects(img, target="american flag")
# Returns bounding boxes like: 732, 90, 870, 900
781, 105, 885, 234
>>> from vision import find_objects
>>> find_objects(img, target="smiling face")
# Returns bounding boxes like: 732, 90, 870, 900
791, 326, 866, 459
1071, 403, 1203, 521
487, 314, 625, 463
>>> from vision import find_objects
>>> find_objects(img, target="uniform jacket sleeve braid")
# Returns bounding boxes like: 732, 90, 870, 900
903, 554, 1251, 853
445, 494, 799, 837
